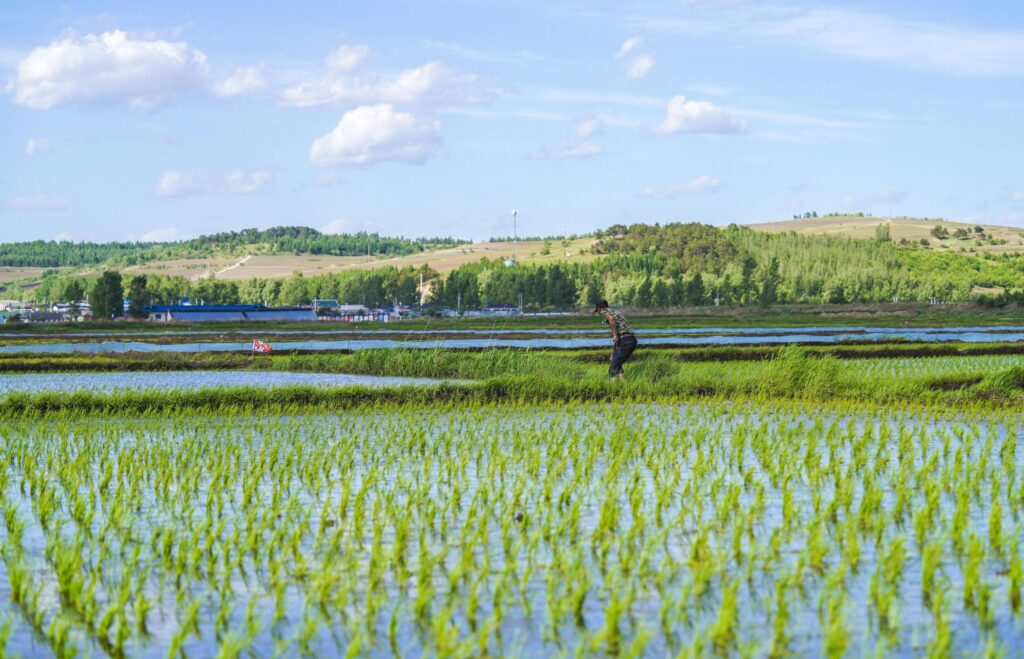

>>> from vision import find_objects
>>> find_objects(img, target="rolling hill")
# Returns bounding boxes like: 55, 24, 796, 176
748, 214, 1024, 254
6, 216, 1024, 308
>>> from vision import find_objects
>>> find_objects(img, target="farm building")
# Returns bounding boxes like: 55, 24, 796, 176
144, 305, 318, 322
462, 304, 523, 318
311, 299, 340, 312
26, 311, 65, 323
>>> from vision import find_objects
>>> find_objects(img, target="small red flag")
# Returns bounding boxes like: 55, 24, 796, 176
252, 339, 272, 353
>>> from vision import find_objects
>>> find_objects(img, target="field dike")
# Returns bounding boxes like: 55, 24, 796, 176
7, 346, 1024, 417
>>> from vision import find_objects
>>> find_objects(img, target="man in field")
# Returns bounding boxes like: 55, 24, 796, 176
594, 300, 638, 380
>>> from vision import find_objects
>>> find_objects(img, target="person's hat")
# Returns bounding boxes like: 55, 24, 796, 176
592, 299, 609, 313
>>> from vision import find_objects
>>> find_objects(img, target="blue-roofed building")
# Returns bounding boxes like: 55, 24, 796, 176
144, 304, 318, 323
245, 309, 318, 322
170, 310, 247, 322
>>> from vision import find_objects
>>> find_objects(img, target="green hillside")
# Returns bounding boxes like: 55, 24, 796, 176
8, 219, 1024, 310
0, 226, 467, 268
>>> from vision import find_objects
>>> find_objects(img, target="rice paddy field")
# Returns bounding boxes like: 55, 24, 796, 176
1, 400, 1023, 657
4, 341, 1024, 656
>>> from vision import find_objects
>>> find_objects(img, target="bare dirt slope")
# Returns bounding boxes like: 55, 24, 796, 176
0, 266, 45, 284
130, 238, 599, 280
0, 238, 599, 288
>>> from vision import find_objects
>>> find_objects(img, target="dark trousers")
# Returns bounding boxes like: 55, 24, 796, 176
609, 334, 638, 377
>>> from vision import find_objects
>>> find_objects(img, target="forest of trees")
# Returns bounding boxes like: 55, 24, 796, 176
15, 222, 1024, 311
0, 226, 466, 267
32, 265, 440, 315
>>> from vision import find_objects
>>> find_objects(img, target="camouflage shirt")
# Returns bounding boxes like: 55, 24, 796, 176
600, 307, 633, 337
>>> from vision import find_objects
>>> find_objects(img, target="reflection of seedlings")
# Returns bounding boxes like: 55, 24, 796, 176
0, 402, 1017, 655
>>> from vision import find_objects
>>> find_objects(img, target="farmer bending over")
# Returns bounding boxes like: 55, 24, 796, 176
594, 300, 638, 380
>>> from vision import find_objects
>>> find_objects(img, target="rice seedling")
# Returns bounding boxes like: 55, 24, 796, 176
0, 389, 1019, 654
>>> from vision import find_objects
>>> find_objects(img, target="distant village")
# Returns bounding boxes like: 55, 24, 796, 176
0, 298, 524, 324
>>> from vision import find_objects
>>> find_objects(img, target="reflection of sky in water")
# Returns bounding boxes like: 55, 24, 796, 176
0, 371, 455, 394
5, 328, 1024, 353
0, 403, 1017, 656
3, 324, 1024, 339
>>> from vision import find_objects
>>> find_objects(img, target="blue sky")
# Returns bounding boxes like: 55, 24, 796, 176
1, 1, 1022, 242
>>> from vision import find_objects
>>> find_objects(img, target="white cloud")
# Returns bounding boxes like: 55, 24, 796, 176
321, 218, 388, 234
11, 30, 208, 109
325, 44, 369, 71
154, 169, 272, 197
141, 227, 179, 241
754, 8, 1024, 78
422, 40, 549, 65
154, 172, 202, 197
25, 138, 51, 156
1010, 191, 1024, 203
226, 170, 272, 192
841, 188, 907, 208
310, 104, 441, 167
530, 141, 604, 160
617, 36, 643, 58
8, 194, 69, 211
615, 36, 655, 79
634, 7, 1024, 78
575, 115, 605, 137
54, 231, 75, 241
625, 54, 656, 79
213, 66, 265, 98
641, 175, 722, 198
656, 95, 747, 134
281, 58, 488, 109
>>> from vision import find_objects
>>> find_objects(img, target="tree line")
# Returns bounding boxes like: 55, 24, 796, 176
0, 226, 466, 267
22, 222, 1024, 313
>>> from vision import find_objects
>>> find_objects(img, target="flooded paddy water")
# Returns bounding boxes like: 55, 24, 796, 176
0, 371, 457, 395
5, 324, 1024, 354
0, 402, 1021, 656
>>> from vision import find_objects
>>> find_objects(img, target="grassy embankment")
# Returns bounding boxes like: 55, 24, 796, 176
5, 341, 1024, 372
6, 346, 1024, 416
